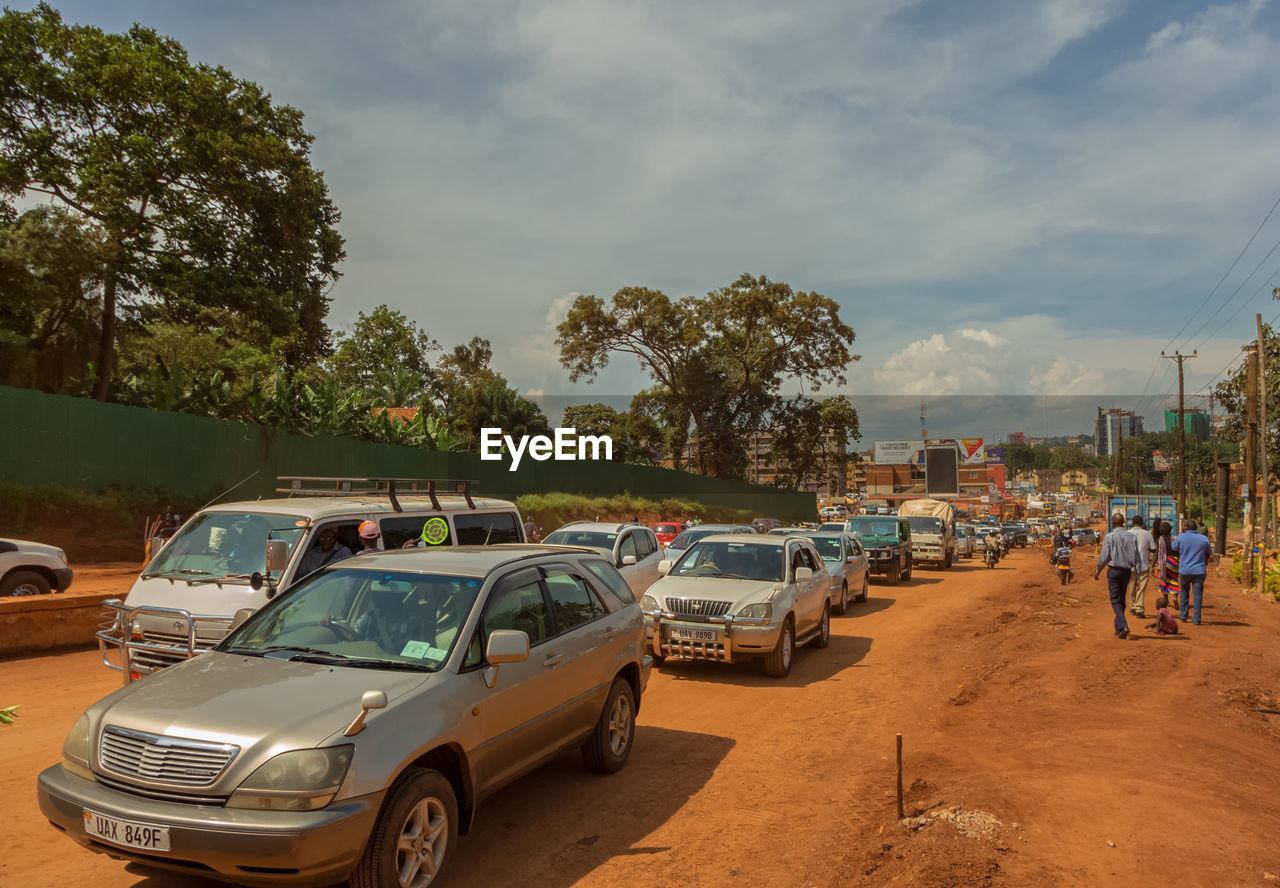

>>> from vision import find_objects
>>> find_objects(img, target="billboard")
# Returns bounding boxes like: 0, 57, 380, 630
958, 437, 985, 465
874, 440, 917, 465
924, 443, 959, 496
985, 445, 1004, 465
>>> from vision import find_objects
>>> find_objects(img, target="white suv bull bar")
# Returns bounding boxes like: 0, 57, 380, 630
97, 599, 234, 684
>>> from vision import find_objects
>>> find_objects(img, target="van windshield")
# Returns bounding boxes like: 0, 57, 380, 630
145, 512, 307, 583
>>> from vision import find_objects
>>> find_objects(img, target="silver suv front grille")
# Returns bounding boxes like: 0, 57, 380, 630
100, 726, 239, 787
665, 598, 733, 617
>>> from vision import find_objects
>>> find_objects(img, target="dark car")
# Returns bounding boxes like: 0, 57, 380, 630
1000, 523, 1028, 548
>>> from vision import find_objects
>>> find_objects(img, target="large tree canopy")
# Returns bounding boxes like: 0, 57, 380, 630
556, 273, 859, 478
0, 3, 344, 398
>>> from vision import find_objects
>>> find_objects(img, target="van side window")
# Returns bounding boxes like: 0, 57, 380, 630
380, 516, 452, 550
453, 512, 520, 545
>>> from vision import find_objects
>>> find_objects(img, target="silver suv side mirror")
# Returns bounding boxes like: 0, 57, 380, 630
484, 629, 530, 688
795, 567, 814, 581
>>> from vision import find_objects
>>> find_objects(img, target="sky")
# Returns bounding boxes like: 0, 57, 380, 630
42, 0, 1280, 439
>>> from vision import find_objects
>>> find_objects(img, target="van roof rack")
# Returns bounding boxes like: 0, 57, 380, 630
276, 477, 478, 512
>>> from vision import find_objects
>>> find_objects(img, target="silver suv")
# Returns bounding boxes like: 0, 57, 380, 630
39, 545, 650, 887
541, 521, 663, 596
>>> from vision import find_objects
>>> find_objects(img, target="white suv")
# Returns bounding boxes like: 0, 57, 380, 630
0, 538, 73, 596
541, 522, 664, 597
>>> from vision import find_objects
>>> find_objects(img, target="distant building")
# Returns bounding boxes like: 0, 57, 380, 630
1095, 408, 1143, 457
1007, 432, 1025, 444
1164, 408, 1211, 441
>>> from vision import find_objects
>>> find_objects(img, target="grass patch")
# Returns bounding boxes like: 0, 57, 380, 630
0, 482, 205, 562
515, 492, 755, 537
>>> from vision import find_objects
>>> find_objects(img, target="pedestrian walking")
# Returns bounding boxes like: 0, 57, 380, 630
1127, 515, 1157, 618
1154, 519, 1180, 608
1172, 519, 1212, 625
1094, 513, 1142, 639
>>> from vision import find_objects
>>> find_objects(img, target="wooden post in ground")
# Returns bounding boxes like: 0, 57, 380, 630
896, 733, 904, 820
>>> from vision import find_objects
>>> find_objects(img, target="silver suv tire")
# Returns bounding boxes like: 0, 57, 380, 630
352, 768, 458, 888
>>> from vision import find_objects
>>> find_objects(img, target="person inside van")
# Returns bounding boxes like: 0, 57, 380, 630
298, 527, 353, 576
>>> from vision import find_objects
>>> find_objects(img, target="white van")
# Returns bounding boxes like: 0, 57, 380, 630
98, 478, 525, 682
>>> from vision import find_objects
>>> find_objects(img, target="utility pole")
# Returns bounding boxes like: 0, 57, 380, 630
1258, 314, 1270, 547
1245, 342, 1259, 588
1163, 350, 1197, 526
1112, 414, 1123, 495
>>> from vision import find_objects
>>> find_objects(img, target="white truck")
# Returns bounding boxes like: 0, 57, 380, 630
897, 498, 957, 569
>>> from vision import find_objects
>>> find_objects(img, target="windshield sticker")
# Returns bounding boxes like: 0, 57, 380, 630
420, 517, 449, 545
400, 640, 449, 660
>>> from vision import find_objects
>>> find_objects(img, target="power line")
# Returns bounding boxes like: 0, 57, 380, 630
1164, 192, 1280, 351
1180, 236, 1280, 347
1194, 263, 1280, 350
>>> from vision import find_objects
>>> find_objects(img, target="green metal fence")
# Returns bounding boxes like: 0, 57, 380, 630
0, 386, 816, 519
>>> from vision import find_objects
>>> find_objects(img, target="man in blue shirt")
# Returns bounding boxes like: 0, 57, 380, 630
1171, 520, 1213, 625
1095, 513, 1142, 639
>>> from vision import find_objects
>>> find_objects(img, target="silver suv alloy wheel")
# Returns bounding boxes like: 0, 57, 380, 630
397, 797, 448, 888
608, 691, 633, 758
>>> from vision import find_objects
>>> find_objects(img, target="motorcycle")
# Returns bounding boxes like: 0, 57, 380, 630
1052, 546, 1073, 585
984, 546, 999, 568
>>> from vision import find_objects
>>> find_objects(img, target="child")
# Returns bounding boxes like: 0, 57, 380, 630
1146, 595, 1179, 635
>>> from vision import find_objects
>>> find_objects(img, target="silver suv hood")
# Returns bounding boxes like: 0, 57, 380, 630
88, 651, 429, 791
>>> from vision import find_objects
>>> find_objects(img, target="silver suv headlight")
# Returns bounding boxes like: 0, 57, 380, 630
227, 746, 354, 811
737, 602, 772, 620
61, 713, 95, 782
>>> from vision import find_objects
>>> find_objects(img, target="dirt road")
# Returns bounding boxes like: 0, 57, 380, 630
3, 543, 1279, 887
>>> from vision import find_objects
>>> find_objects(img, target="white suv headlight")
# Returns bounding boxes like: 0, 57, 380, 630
227, 746, 354, 811
737, 602, 772, 620
639, 595, 660, 611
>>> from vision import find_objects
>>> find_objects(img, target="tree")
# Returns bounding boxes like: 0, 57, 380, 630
556, 274, 858, 478
1216, 321, 1280, 487
0, 4, 344, 399
0, 205, 106, 387
562, 403, 661, 464
1049, 444, 1090, 473
328, 306, 438, 400
768, 396, 861, 491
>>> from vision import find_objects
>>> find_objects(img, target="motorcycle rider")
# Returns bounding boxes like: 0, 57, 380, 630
984, 531, 1001, 566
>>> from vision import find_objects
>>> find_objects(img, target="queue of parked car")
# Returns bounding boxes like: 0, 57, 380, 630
33, 479, 974, 888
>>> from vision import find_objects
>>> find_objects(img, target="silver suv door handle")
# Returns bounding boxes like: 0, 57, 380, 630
602, 626, 618, 639
542, 654, 563, 668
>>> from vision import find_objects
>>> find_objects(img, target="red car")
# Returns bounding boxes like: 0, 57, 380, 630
652, 522, 681, 548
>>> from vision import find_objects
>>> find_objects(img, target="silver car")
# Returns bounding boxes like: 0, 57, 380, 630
38, 545, 650, 887
955, 526, 976, 559
640, 534, 832, 678
660, 524, 756, 564
796, 532, 869, 614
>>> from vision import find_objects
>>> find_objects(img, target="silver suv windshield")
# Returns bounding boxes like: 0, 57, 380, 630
144, 511, 306, 583
670, 541, 784, 582
221, 568, 482, 671
802, 536, 844, 562
542, 529, 617, 556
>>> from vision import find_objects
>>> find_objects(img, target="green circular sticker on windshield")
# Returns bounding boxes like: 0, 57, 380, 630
420, 517, 449, 545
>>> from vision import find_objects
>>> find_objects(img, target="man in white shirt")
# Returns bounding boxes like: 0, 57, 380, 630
1126, 515, 1157, 618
